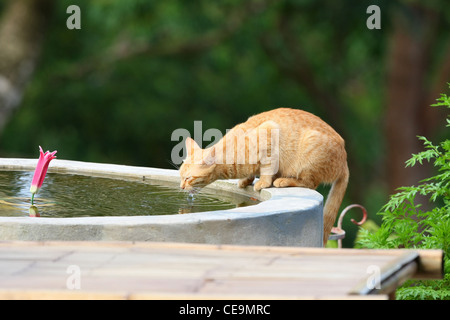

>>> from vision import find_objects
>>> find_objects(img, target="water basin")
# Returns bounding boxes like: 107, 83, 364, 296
0, 158, 324, 246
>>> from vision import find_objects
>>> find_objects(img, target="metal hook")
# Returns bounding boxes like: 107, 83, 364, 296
338, 204, 367, 229
329, 204, 368, 248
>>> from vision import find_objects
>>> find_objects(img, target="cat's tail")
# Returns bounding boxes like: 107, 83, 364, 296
323, 164, 349, 246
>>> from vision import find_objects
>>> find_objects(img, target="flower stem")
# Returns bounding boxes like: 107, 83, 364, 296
31, 193, 35, 205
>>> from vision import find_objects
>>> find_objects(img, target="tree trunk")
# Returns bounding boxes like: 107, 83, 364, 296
385, 5, 442, 194
0, 0, 53, 134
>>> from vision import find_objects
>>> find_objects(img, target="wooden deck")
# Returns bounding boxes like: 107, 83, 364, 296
0, 241, 443, 300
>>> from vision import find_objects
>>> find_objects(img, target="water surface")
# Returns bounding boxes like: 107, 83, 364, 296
0, 170, 257, 217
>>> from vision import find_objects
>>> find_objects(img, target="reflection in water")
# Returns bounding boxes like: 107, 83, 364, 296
29, 205, 40, 217
0, 170, 258, 218
178, 193, 196, 214
178, 207, 192, 214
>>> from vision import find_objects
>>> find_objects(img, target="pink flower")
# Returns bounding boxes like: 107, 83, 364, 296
30, 146, 57, 203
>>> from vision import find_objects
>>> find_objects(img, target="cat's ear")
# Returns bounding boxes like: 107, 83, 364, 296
203, 147, 216, 166
185, 137, 201, 156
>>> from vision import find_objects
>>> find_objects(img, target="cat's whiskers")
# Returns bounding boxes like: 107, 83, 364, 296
190, 186, 204, 195
179, 185, 204, 197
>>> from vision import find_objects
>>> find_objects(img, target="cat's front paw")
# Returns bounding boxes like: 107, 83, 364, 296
253, 179, 272, 191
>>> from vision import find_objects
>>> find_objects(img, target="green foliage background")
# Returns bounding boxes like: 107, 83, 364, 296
1, 0, 388, 167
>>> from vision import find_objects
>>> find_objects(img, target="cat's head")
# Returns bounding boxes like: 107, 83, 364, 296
179, 137, 217, 192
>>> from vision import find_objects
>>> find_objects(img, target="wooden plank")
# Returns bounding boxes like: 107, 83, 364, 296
350, 252, 419, 295
0, 241, 443, 300
415, 250, 443, 279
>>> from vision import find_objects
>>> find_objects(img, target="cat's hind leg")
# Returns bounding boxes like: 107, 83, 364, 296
238, 176, 255, 188
273, 177, 304, 188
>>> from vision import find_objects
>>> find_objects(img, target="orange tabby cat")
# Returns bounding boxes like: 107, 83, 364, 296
179, 108, 349, 245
